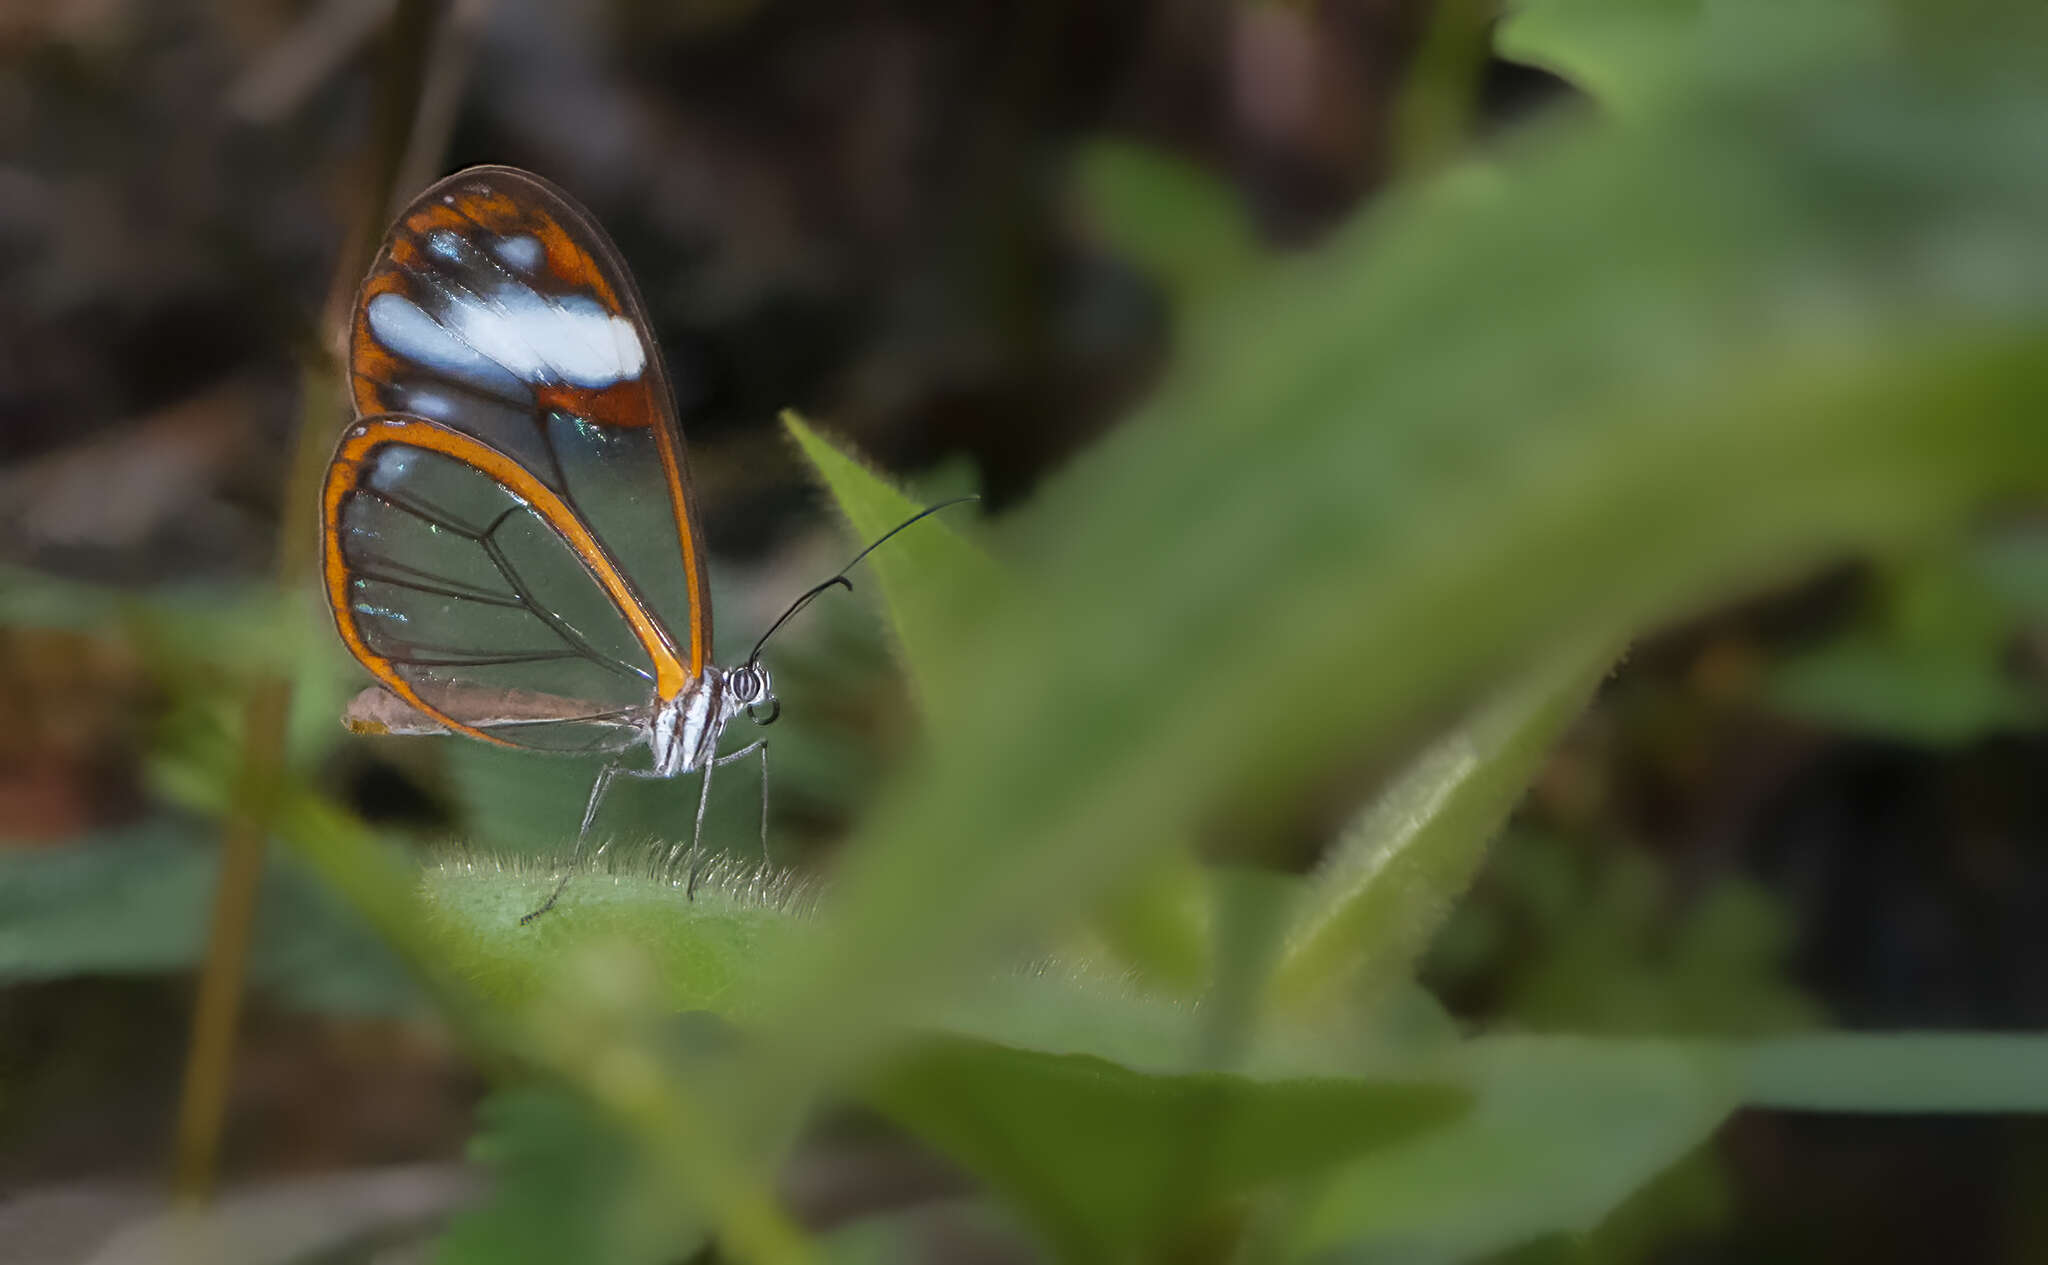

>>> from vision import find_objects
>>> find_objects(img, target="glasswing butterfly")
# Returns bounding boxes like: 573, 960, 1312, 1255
322, 165, 963, 918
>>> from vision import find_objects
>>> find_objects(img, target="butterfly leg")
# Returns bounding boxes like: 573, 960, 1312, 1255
520, 761, 651, 924
577, 761, 628, 841
755, 740, 771, 867
684, 739, 769, 899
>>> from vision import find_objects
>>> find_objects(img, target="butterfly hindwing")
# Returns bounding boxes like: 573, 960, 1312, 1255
323, 415, 672, 752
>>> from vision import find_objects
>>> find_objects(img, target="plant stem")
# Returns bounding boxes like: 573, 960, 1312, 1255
166, 0, 446, 1203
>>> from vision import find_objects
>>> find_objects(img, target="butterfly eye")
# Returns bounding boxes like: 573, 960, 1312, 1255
729, 664, 762, 702
729, 663, 778, 725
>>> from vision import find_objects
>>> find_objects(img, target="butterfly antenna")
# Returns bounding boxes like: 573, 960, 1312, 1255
747, 495, 980, 666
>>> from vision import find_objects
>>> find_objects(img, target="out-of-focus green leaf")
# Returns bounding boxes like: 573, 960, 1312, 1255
1072, 139, 1260, 304
0, 566, 362, 770
1496, 0, 1891, 116
0, 820, 216, 978
752, 59, 2048, 1104
1291, 1037, 1737, 1261
437, 1088, 695, 1265
419, 855, 1449, 1075
1971, 520, 2048, 617
1736, 1032, 2048, 1112
254, 849, 424, 1014
1769, 635, 2043, 744
1768, 546, 2045, 744
421, 853, 1469, 1261
1390, 0, 1498, 174
0, 565, 336, 686
1292, 1030, 2048, 1260
817, 1201, 1034, 1265
868, 1038, 1466, 1264
787, 414, 1214, 987
1271, 646, 1614, 1012
1432, 830, 1822, 1037
0, 566, 279, 663
1495, 0, 1698, 115
165, 726, 815, 1265
783, 411, 995, 729
0, 817, 414, 1014
1076, 853, 1215, 993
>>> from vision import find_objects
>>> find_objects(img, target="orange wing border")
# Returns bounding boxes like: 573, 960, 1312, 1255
321, 416, 692, 745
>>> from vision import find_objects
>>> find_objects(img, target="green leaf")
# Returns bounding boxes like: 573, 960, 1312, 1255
1072, 139, 1261, 305
418, 852, 1469, 1262
1495, 0, 1699, 114
1972, 521, 2048, 617
153, 673, 812, 1264
1496, 0, 1892, 117
418, 848, 812, 1019
263, 787, 812, 1261
784, 416, 1215, 990
817, 1201, 1032, 1265
437, 1089, 690, 1265
1769, 634, 2044, 743
783, 411, 996, 728
1270, 646, 1615, 1011
0, 567, 361, 770
1285, 1029, 2048, 1258
1735, 1032, 2048, 1113
1291, 1037, 1737, 1261
0, 567, 287, 669
412, 834, 2048, 1260
0, 819, 217, 979
0, 817, 415, 1014
417, 851, 1449, 1073
868, 1038, 1466, 1264
1430, 829, 1823, 1038
1767, 545, 2045, 744
751, 59, 2048, 1102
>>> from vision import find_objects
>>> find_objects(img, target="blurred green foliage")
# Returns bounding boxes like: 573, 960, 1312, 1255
7, 1, 2048, 1261
1430, 828, 1821, 1037
0, 816, 412, 1014
1767, 540, 2047, 743
438, 1089, 655, 1265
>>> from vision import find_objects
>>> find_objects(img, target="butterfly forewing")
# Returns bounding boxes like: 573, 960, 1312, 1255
327, 166, 721, 752
346, 166, 712, 682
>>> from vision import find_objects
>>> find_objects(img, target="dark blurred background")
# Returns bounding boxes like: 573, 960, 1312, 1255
3, 2, 2046, 1262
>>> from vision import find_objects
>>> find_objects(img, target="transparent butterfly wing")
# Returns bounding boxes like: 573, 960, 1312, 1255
325, 165, 717, 752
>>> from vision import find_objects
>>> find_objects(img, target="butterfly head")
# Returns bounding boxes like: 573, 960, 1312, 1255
725, 660, 779, 727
